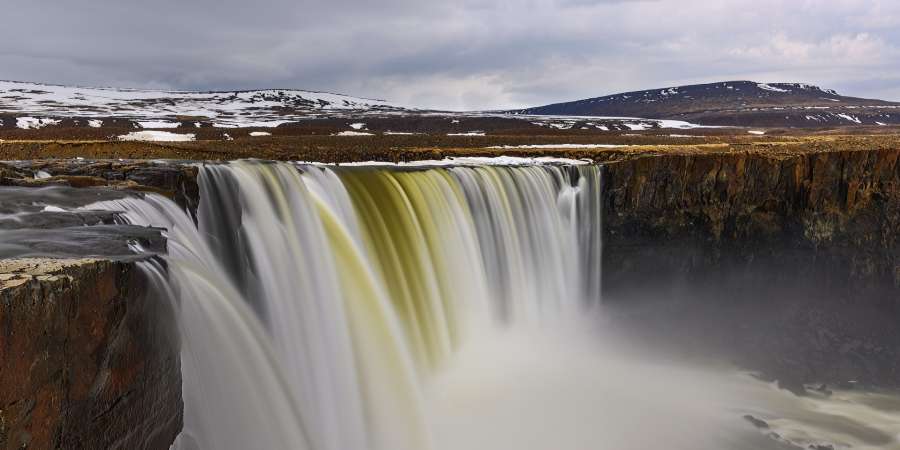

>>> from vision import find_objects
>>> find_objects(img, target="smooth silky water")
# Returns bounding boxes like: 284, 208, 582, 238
87, 160, 900, 450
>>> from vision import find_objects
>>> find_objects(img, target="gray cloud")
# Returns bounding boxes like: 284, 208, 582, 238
3, 0, 900, 110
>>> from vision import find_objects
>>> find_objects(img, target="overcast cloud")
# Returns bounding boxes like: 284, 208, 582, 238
3, 0, 900, 110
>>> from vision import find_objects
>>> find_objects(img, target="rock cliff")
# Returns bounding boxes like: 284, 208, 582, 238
601, 147, 900, 388
0, 258, 182, 450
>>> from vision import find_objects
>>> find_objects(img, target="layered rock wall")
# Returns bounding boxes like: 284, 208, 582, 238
0, 259, 181, 450
601, 148, 900, 387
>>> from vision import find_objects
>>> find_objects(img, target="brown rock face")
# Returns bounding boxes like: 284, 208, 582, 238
601, 148, 900, 387
0, 258, 182, 450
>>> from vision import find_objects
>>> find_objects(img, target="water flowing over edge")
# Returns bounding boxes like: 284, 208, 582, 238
91, 160, 603, 450
84, 160, 900, 450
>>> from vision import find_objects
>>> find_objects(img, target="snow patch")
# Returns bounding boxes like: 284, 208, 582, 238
757, 83, 790, 93
448, 131, 486, 136
118, 131, 196, 142
335, 131, 374, 136
349, 122, 366, 130
249, 131, 272, 137
835, 113, 862, 124
16, 117, 60, 129
656, 119, 710, 129
138, 120, 180, 129
748, 130, 766, 135
87, 119, 103, 128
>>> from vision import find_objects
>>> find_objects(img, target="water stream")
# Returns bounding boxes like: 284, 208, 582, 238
87, 160, 900, 450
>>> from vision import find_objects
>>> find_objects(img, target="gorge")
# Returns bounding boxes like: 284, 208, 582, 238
1, 145, 898, 450
7, 0, 900, 445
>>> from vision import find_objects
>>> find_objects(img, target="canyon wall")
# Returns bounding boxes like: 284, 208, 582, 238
601, 148, 900, 388
0, 259, 182, 450
0, 147, 897, 449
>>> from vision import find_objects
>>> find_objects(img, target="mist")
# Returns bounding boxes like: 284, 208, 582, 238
426, 315, 776, 450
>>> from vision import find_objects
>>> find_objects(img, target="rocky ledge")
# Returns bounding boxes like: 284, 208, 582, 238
0, 258, 182, 450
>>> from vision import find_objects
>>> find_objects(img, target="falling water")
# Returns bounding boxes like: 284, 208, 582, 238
94, 160, 603, 450
89, 159, 900, 450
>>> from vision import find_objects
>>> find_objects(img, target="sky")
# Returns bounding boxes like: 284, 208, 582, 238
3, 0, 900, 110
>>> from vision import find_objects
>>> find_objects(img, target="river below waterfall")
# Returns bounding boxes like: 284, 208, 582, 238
70, 159, 899, 450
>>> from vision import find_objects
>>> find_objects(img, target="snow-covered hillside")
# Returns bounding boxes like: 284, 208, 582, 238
515, 81, 900, 127
0, 80, 407, 128
519, 114, 706, 131
0, 80, 716, 132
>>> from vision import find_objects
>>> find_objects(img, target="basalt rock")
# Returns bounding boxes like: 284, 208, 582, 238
0, 258, 182, 450
601, 148, 900, 387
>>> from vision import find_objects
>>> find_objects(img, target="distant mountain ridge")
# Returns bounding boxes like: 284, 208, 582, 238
0, 80, 708, 133
513, 81, 900, 127
3, 79, 899, 131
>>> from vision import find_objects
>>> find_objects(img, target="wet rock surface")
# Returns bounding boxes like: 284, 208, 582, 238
1, 160, 199, 212
0, 185, 166, 260
601, 148, 900, 388
0, 167, 183, 449
0, 258, 182, 450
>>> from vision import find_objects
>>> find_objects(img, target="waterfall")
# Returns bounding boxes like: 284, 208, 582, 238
94, 160, 603, 450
